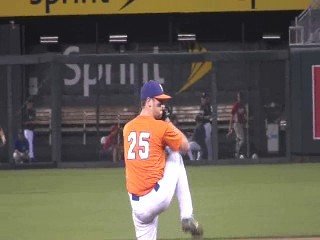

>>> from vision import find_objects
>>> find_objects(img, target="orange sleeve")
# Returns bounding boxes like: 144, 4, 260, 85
163, 122, 183, 152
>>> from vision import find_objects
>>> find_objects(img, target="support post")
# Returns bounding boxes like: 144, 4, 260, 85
285, 59, 291, 160
210, 63, 218, 162
6, 65, 14, 164
50, 62, 62, 165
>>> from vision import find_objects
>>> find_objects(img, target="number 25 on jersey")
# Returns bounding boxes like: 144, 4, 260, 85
127, 131, 150, 160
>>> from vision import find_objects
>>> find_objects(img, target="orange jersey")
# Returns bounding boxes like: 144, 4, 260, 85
123, 115, 183, 196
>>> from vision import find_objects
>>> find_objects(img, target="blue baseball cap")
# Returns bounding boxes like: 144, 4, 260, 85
140, 80, 172, 101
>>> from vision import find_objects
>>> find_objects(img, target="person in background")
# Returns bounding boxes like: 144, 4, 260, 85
23, 101, 36, 161
13, 131, 29, 164
200, 92, 213, 160
227, 91, 247, 158
0, 126, 6, 147
0, 126, 6, 162
187, 114, 207, 161
100, 124, 120, 162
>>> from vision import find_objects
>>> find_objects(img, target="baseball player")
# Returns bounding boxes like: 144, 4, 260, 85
123, 80, 203, 240
200, 92, 213, 160
228, 91, 247, 158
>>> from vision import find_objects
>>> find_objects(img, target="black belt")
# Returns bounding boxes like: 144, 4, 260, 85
131, 183, 160, 201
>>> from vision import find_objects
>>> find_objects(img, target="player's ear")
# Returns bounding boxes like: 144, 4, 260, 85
146, 98, 152, 108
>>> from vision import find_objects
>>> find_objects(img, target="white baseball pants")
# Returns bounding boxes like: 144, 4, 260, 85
204, 122, 213, 160
24, 129, 34, 159
233, 123, 245, 156
128, 151, 194, 240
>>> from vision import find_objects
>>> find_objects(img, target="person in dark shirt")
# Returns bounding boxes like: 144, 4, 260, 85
187, 114, 207, 161
13, 131, 29, 164
200, 92, 213, 160
23, 101, 36, 161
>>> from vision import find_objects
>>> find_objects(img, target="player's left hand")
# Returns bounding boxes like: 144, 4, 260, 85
161, 107, 170, 121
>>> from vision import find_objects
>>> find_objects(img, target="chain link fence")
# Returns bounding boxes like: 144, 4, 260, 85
0, 50, 289, 166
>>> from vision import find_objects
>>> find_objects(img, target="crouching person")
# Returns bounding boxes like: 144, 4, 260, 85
13, 131, 30, 164
188, 114, 207, 161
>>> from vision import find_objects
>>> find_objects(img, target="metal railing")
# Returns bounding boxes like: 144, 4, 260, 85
289, 0, 320, 46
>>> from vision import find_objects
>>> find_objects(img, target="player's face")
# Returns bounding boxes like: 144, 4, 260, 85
151, 98, 165, 119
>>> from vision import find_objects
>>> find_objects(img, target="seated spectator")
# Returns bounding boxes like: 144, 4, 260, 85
187, 114, 207, 161
100, 124, 120, 162
13, 131, 30, 164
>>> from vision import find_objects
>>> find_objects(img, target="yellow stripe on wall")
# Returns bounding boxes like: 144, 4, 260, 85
254, 0, 312, 11
0, 0, 311, 17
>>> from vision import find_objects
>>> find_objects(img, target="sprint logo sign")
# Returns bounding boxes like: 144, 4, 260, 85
177, 44, 213, 93
28, 0, 137, 15
120, 0, 136, 10
30, 0, 110, 14
0, 1, 310, 17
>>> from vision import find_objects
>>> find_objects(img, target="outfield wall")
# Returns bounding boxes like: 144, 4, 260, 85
0, 16, 291, 163
0, 50, 289, 164
290, 47, 320, 155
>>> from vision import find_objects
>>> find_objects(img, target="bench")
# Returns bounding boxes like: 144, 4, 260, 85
32, 104, 233, 145
33, 106, 138, 145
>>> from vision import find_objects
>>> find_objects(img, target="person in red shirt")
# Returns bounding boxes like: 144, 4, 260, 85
100, 124, 120, 162
123, 80, 203, 240
228, 91, 247, 158
101, 125, 119, 150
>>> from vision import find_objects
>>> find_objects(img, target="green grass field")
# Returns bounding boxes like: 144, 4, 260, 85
1, 163, 320, 240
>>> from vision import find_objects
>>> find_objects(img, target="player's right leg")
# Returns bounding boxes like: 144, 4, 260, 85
156, 151, 203, 238
182, 217, 204, 238
172, 153, 204, 238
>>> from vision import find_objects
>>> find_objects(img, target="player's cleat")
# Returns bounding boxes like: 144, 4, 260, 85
181, 218, 203, 239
